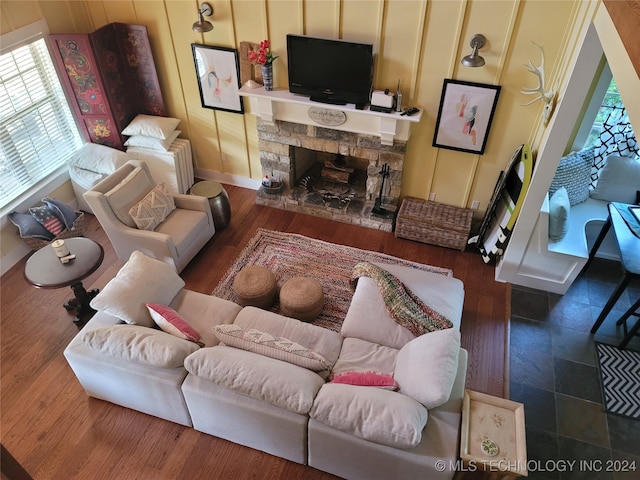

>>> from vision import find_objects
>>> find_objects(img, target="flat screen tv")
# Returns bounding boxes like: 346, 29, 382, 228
287, 34, 374, 109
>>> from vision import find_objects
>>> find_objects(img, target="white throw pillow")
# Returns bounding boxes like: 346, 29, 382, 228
393, 328, 460, 409
129, 183, 175, 231
90, 251, 185, 327
590, 155, 640, 204
83, 325, 199, 368
67, 143, 130, 174
548, 187, 570, 242
124, 130, 181, 151
122, 114, 181, 139
309, 383, 428, 448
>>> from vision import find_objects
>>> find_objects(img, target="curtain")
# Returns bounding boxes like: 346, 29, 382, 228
590, 106, 639, 188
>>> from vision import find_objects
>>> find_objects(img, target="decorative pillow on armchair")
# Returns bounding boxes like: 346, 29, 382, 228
129, 183, 175, 231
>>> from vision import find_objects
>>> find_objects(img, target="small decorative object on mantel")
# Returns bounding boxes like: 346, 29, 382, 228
248, 39, 278, 91
521, 41, 557, 127
308, 107, 347, 127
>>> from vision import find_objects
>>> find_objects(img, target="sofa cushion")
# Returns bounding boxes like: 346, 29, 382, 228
129, 183, 176, 231
104, 167, 155, 228
590, 154, 640, 204
184, 345, 325, 414
154, 209, 209, 257
310, 383, 428, 448
548, 187, 570, 242
331, 337, 397, 377
90, 250, 185, 327
342, 262, 464, 349
147, 303, 204, 346
67, 143, 129, 175
212, 324, 329, 371
122, 114, 181, 139
168, 290, 241, 347
83, 324, 199, 368
124, 130, 181, 151
394, 328, 460, 409
233, 307, 343, 369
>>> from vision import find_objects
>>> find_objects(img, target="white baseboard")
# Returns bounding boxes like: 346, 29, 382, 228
1, 243, 30, 276
194, 168, 261, 190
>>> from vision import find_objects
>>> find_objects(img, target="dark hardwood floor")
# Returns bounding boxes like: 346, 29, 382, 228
1, 185, 509, 479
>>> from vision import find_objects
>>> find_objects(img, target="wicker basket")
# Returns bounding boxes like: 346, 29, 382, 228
395, 198, 472, 251
23, 212, 86, 251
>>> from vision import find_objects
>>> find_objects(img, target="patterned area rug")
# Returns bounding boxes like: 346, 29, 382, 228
595, 342, 640, 420
212, 228, 452, 332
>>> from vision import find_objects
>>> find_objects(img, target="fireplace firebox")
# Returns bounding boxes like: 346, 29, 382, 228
255, 119, 407, 231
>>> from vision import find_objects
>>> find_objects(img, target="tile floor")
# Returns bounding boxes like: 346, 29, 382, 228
509, 257, 640, 480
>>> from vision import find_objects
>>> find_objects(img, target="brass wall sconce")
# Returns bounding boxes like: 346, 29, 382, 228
461, 34, 486, 67
193, 2, 214, 33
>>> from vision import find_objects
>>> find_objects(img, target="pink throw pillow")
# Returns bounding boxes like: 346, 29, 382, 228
146, 303, 204, 346
330, 371, 398, 390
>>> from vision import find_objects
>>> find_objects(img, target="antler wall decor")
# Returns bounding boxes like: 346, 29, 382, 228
521, 41, 556, 126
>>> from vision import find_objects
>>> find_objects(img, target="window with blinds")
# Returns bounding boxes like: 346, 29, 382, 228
0, 37, 82, 209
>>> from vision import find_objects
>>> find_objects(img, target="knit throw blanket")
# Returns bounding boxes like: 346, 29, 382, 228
350, 262, 453, 336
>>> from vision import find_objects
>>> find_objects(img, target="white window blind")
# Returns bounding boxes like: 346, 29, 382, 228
0, 37, 82, 209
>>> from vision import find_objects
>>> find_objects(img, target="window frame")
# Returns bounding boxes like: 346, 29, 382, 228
0, 19, 82, 226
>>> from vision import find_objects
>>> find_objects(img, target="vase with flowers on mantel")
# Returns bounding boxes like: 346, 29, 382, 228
261, 63, 273, 91
249, 39, 278, 92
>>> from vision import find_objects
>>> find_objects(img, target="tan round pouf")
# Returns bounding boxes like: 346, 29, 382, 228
279, 276, 324, 322
232, 265, 277, 309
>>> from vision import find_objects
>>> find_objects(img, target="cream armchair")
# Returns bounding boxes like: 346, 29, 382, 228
84, 160, 214, 272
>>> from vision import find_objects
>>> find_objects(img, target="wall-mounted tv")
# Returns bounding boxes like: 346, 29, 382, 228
287, 34, 374, 109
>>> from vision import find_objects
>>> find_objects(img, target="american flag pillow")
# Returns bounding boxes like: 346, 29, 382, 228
29, 205, 64, 236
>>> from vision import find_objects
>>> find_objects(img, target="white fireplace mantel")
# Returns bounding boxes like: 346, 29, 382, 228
239, 86, 422, 145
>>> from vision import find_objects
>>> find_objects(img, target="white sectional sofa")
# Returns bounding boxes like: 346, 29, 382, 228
65, 252, 467, 480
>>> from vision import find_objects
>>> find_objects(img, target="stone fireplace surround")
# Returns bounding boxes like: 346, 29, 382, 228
240, 86, 421, 232
255, 119, 407, 231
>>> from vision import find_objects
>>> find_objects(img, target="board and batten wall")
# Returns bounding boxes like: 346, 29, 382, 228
0, 0, 591, 271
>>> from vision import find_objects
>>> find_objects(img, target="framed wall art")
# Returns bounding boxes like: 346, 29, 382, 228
432, 79, 501, 155
192, 44, 244, 114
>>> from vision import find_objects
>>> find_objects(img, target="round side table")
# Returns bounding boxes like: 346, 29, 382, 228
190, 180, 231, 230
24, 237, 104, 329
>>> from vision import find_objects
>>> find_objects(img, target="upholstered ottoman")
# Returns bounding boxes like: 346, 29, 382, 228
280, 276, 324, 321
232, 266, 277, 309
